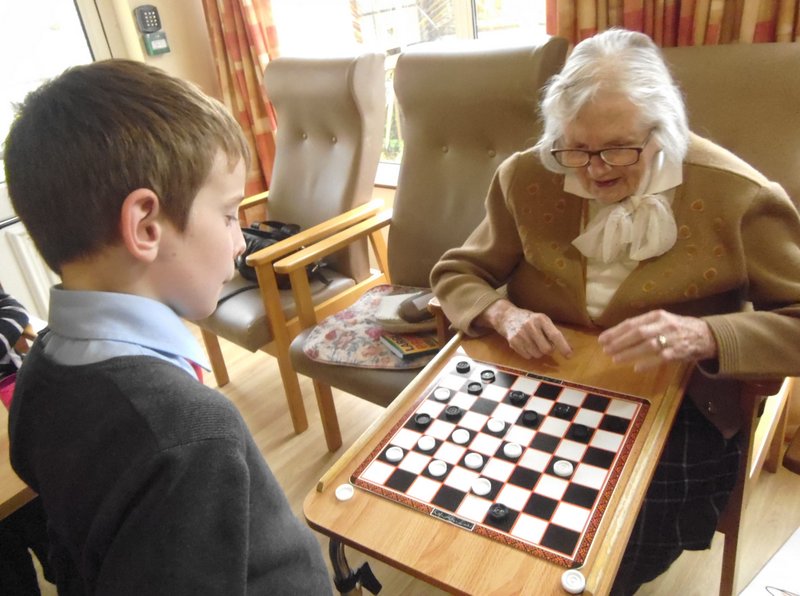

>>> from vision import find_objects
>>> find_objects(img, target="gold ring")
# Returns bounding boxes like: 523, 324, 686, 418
656, 334, 668, 350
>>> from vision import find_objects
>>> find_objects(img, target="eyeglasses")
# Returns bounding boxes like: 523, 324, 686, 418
551, 130, 654, 168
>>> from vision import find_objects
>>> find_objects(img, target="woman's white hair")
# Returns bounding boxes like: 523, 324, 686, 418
534, 28, 689, 172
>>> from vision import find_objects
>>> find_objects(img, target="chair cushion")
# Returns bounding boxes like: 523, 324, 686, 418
291, 327, 419, 407
198, 271, 355, 352
301, 284, 437, 370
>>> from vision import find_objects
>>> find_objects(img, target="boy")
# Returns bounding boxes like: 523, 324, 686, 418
4, 60, 331, 595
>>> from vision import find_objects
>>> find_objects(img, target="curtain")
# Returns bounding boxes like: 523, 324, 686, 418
546, 0, 800, 46
202, 0, 280, 197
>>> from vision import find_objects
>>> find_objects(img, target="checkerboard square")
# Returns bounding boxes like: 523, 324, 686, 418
582, 393, 610, 412
572, 463, 607, 490
491, 402, 523, 425
558, 388, 586, 407
444, 465, 480, 492
361, 460, 395, 484
504, 425, 536, 446
511, 513, 548, 544
399, 450, 431, 474
481, 384, 510, 402
555, 439, 588, 461
540, 416, 570, 438
562, 483, 598, 508
391, 427, 423, 450
451, 392, 478, 410
523, 493, 559, 520
606, 399, 638, 419
460, 410, 489, 432
386, 468, 417, 492
573, 408, 603, 428
456, 494, 492, 523
534, 474, 568, 500
470, 433, 503, 456
510, 376, 540, 394
519, 448, 551, 472
435, 442, 467, 465
482, 457, 516, 482
541, 523, 580, 556
508, 465, 540, 489
582, 446, 615, 469
431, 484, 467, 512
552, 502, 590, 533
534, 381, 562, 400
529, 396, 555, 415
427, 419, 456, 441
599, 413, 631, 434
407, 475, 442, 502
591, 429, 624, 452
439, 374, 467, 391
417, 399, 446, 418
496, 483, 531, 511
530, 432, 560, 453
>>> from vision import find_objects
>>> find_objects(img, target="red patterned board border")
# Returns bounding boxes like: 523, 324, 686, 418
351, 354, 650, 568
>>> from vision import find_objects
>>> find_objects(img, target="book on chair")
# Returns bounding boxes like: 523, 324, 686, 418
380, 331, 442, 360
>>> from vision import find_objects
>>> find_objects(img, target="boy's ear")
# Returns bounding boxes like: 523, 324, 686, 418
119, 189, 163, 262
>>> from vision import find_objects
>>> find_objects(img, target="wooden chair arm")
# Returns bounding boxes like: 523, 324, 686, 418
273, 209, 392, 274
246, 199, 385, 268
428, 295, 456, 346
238, 190, 270, 212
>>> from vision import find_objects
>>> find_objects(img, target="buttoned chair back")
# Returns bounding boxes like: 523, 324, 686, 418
662, 42, 800, 596
285, 38, 569, 451
196, 52, 386, 438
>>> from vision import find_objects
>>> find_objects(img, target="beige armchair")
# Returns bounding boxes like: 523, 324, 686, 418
195, 52, 387, 437
277, 39, 569, 451
662, 42, 800, 596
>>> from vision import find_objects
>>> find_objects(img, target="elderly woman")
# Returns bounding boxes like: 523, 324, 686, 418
431, 29, 800, 593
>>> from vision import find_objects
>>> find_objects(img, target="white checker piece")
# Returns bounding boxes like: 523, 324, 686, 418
455, 494, 492, 523
398, 450, 431, 475
427, 419, 456, 441
479, 384, 509, 402
573, 407, 603, 428
555, 439, 588, 461
504, 425, 536, 446
539, 416, 570, 438
572, 463, 607, 490
510, 513, 548, 544
469, 433, 503, 456
558, 388, 586, 407
450, 392, 477, 410
552, 502, 591, 533
534, 474, 569, 500
607, 399, 638, 419
434, 442, 466, 465
390, 428, 423, 450
481, 457, 516, 483
361, 460, 395, 485
510, 376, 541, 394
495, 483, 531, 511
491, 402, 524, 424
406, 475, 441, 502
519, 448, 551, 473
459, 410, 489, 432
444, 465, 480, 492
590, 429, 624, 452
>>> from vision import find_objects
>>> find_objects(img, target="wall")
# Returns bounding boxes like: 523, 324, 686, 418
94, 0, 220, 98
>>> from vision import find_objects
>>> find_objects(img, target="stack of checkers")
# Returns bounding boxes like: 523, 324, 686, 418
350, 354, 648, 570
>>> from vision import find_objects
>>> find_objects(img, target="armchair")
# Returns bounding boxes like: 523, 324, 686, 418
279, 38, 569, 451
662, 42, 800, 595
195, 52, 387, 438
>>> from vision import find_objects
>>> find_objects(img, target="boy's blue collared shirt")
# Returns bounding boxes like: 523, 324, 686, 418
42, 287, 210, 379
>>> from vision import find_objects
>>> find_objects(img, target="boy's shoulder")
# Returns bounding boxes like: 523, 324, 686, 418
15, 343, 245, 451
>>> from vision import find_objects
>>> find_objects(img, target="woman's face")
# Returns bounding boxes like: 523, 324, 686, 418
561, 92, 660, 205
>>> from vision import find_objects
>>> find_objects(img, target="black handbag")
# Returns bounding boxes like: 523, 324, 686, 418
235, 220, 329, 291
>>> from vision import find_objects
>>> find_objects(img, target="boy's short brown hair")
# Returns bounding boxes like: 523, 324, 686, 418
3, 59, 249, 274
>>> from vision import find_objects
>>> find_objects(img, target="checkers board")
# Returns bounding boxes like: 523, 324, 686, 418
351, 354, 650, 568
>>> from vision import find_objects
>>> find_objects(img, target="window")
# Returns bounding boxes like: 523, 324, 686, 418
272, 0, 548, 185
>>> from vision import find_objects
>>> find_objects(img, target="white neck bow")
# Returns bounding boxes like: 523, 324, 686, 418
565, 152, 683, 264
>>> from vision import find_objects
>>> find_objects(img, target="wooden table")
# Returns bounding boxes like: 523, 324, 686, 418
1, 404, 36, 521
304, 327, 691, 595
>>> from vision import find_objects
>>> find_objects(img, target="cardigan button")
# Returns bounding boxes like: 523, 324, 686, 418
488, 149, 496, 157
706, 401, 716, 415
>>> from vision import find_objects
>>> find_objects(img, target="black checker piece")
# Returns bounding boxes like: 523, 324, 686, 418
519, 410, 541, 428
485, 505, 518, 532
568, 423, 592, 442
552, 403, 576, 420
534, 382, 563, 400
507, 390, 528, 406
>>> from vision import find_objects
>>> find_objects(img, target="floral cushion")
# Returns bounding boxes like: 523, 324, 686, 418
302, 284, 437, 369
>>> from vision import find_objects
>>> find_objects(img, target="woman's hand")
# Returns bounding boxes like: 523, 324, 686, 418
477, 299, 573, 360
598, 309, 718, 372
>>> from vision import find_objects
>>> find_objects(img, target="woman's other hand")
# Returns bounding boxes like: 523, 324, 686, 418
598, 309, 718, 372
478, 299, 573, 360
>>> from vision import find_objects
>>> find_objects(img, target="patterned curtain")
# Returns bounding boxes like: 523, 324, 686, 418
202, 0, 280, 197
546, 0, 800, 46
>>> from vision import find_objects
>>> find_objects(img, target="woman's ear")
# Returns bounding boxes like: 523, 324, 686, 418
119, 189, 162, 263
